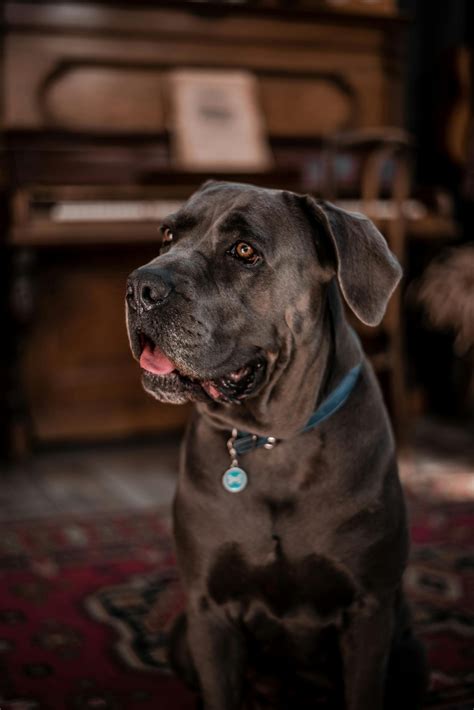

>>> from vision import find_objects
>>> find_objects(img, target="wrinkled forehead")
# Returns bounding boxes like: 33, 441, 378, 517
166, 184, 297, 247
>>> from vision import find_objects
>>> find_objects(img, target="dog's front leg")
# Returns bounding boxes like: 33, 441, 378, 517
339, 601, 393, 710
187, 599, 246, 710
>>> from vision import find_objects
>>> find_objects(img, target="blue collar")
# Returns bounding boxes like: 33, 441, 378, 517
234, 362, 362, 456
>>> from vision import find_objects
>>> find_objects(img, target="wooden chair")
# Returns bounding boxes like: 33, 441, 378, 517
319, 128, 413, 436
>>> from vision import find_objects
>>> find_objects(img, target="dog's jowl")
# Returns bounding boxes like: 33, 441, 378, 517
126, 181, 427, 710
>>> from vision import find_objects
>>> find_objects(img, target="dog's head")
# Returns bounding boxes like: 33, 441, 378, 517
126, 181, 401, 405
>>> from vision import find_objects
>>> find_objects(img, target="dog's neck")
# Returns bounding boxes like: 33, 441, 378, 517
197, 281, 362, 440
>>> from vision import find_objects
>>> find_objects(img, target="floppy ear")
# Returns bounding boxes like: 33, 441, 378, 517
198, 179, 219, 192
302, 196, 402, 327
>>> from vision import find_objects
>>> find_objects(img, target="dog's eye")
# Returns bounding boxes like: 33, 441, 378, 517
158, 226, 174, 252
231, 241, 260, 265
162, 227, 174, 245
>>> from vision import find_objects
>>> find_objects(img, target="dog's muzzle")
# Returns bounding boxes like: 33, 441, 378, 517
126, 267, 267, 404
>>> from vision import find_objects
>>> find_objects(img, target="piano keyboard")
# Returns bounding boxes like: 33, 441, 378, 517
50, 199, 185, 223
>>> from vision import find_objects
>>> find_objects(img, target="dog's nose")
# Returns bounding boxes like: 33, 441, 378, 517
127, 268, 173, 312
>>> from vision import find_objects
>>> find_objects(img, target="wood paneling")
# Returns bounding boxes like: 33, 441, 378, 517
22, 245, 191, 442
261, 77, 355, 137
4, 5, 404, 133
45, 67, 166, 133
10, 60, 356, 137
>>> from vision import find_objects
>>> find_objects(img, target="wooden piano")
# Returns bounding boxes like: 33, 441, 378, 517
0, 0, 408, 455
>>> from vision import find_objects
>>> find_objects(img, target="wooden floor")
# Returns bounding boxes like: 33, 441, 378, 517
0, 418, 472, 522
0, 434, 181, 521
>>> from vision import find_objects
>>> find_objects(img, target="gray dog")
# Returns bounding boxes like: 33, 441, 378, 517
126, 181, 427, 710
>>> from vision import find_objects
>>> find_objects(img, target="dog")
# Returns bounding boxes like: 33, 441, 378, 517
126, 181, 427, 710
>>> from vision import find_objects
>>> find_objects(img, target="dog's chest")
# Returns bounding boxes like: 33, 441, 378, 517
207, 540, 357, 626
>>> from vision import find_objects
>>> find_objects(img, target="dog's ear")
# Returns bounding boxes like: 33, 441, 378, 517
197, 179, 230, 194
198, 179, 219, 192
301, 196, 402, 327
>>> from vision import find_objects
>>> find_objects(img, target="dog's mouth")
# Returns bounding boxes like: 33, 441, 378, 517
137, 334, 266, 404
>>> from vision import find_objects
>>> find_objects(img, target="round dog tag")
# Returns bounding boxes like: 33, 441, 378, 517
222, 466, 248, 493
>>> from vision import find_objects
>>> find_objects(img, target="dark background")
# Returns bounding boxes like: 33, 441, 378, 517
0, 0, 472, 454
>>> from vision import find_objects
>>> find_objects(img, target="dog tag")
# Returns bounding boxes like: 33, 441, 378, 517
222, 466, 248, 493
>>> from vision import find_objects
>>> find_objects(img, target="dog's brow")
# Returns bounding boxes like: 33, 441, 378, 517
218, 211, 266, 243
166, 213, 198, 233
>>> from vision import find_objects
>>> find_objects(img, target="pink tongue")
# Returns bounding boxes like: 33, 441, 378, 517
139, 343, 176, 375
202, 381, 222, 400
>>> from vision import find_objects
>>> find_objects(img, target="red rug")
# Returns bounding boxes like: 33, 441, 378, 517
0, 511, 193, 709
0, 496, 472, 709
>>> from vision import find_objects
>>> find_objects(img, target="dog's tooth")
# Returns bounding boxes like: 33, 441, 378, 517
229, 367, 248, 382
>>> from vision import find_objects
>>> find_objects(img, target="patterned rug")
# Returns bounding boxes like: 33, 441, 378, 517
400, 452, 474, 709
0, 512, 193, 710
0, 476, 472, 709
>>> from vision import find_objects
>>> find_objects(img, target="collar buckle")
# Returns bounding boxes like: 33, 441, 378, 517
263, 436, 277, 450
